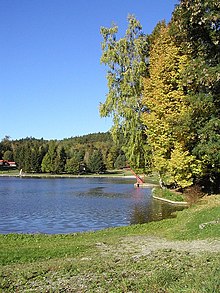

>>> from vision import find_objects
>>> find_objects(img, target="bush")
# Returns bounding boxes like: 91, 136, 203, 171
184, 185, 205, 204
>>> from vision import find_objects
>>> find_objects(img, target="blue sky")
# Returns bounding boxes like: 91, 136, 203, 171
0, 0, 178, 140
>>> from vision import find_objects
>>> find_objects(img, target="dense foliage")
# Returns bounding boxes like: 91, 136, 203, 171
142, 23, 198, 189
0, 133, 127, 174
170, 0, 220, 192
101, 0, 220, 192
100, 15, 150, 171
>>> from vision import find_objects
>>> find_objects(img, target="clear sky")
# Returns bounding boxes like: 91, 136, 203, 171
0, 0, 178, 141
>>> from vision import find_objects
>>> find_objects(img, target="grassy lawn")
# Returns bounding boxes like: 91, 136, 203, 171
0, 195, 219, 292
0, 169, 19, 176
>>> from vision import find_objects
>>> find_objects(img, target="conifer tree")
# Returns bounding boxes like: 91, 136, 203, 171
88, 150, 106, 173
41, 141, 58, 173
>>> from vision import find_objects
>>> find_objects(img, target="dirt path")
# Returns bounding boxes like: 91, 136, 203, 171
97, 236, 220, 259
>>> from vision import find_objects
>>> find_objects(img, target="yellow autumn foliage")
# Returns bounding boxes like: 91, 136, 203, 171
142, 25, 202, 189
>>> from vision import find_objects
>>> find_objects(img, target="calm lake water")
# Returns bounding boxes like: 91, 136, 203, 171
0, 177, 184, 234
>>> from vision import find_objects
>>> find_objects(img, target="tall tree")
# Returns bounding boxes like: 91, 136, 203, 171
142, 24, 201, 189
3, 150, 14, 161
171, 0, 220, 192
41, 141, 58, 173
100, 15, 150, 170
106, 146, 120, 169
65, 152, 81, 174
0, 136, 12, 159
88, 150, 106, 173
114, 152, 127, 169
54, 147, 67, 173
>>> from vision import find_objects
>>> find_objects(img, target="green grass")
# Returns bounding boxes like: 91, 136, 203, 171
143, 173, 159, 184
0, 169, 19, 175
1, 248, 219, 292
0, 169, 134, 178
153, 187, 186, 202
0, 195, 219, 292
0, 169, 159, 182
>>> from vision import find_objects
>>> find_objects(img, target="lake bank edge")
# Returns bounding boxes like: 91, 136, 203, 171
0, 195, 219, 292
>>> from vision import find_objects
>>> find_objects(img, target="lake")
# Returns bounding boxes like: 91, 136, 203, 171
0, 177, 184, 234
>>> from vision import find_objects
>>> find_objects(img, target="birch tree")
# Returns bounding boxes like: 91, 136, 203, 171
100, 15, 150, 170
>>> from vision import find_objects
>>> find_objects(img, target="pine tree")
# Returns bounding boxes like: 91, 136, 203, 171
88, 150, 106, 173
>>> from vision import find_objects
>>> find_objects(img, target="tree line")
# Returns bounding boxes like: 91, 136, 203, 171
0, 133, 127, 174
100, 0, 219, 193
1, 1, 219, 192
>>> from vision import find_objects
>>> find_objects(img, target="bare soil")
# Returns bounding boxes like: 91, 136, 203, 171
96, 236, 220, 259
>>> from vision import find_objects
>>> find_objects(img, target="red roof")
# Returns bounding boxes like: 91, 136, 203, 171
0, 160, 16, 165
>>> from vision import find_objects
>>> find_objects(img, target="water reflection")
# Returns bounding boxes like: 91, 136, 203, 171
0, 177, 186, 234
130, 200, 185, 224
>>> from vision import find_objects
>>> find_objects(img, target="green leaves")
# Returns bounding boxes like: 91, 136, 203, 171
171, 0, 220, 191
171, 0, 220, 62
99, 1, 219, 191
140, 1, 220, 191
100, 15, 149, 169
87, 150, 106, 174
41, 143, 66, 174
142, 24, 198, 189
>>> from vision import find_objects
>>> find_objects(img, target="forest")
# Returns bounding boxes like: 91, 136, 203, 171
0, 133, 126, 175
1, 0, 219, 193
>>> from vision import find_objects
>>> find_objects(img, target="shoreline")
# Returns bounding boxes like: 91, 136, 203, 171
0, 172, 160, 188
0, 195, 219, 292
0, 172, 137, 179
153, 195, 189, 205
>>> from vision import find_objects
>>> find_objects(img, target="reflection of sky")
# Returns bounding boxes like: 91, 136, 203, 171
0, 177, 185, 234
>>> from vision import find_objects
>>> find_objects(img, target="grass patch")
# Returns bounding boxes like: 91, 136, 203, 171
153, 187, 186, 202
0, 169, 134, 178
1, 249, 219, 292
0, 169, 19, 175
143, 172, 159, 184
0, 195, 219, 292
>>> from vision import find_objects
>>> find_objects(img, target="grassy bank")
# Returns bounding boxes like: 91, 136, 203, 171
0, 195, 219, 292
0, 169, 159, 183
152, 187, 186, 203
0, 169, 135, 178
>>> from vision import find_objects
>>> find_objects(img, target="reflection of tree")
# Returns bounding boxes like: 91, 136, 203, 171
130, 200, 186, 225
